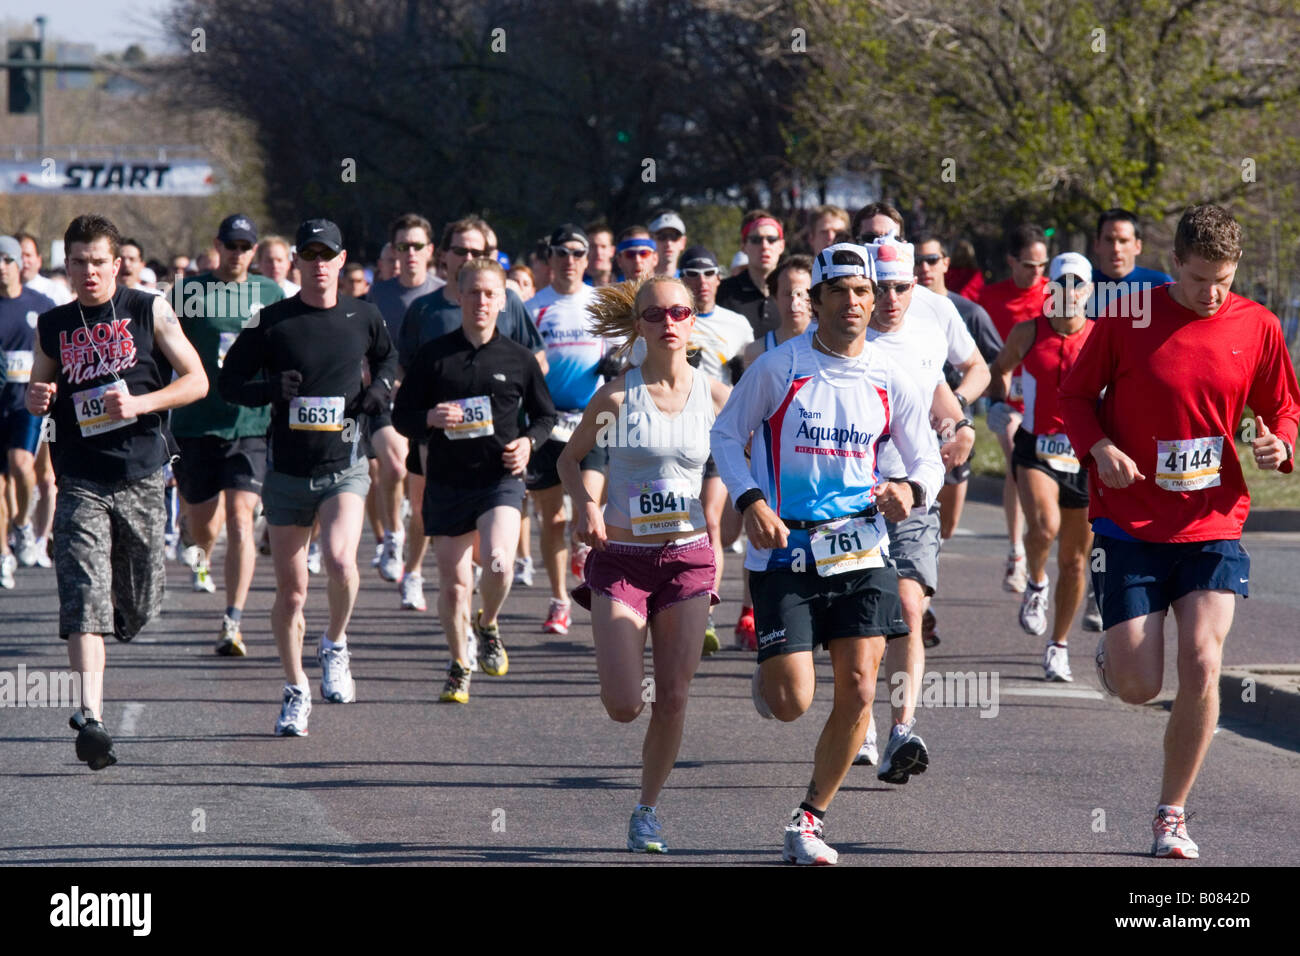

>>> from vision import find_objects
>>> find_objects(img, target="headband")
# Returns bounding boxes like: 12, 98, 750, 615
742, 217, 784, 241
616, 237, 657, 254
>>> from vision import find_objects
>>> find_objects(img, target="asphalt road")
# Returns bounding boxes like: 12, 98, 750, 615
1, 500, 1297, 867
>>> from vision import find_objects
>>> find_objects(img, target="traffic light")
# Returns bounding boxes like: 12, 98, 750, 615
7, 39, 42, 115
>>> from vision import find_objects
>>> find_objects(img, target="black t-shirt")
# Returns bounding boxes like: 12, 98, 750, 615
37, 286, 172, 482
218, 293, 398, 478
392, 327, 557, 488
717, 270, 780, 338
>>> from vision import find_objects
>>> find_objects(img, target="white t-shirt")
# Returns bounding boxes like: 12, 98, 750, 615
690, 305, 753, 383
278, 278, 301, 297
25, 274, 74, 306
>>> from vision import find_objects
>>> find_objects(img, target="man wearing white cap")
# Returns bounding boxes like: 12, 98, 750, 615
649, 210, 688, 277
857, 235, 984, 779
989, 252, 1095, 681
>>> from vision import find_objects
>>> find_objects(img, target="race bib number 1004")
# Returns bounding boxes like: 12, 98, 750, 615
1155, 436, 1223, 491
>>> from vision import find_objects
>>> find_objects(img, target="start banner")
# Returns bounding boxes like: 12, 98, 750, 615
0, 159, 218, 196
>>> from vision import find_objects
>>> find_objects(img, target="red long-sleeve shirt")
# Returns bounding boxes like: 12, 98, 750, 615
1060, 286, 1300, 542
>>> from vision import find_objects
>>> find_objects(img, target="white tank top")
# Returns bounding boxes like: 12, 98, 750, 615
604, 365, 713, 535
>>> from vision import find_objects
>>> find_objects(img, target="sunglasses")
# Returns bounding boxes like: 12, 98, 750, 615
877, 281, 914, 296
640, 305, 693, 323
222, 241, 253, 253
0, 256, 15, 266
682, 268, 719, 278
746, 234, 782, 246
916, 254, 943, 265
621, 249, 654, 259
298, 246, 340, 261
550, 246, 587, 259
653, 231, 683, 242
449, 246, 490, 258
395, 241, 428, 252
856, 232, 892, 243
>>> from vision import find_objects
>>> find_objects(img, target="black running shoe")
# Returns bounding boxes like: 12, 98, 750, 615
70, 713, 117, 771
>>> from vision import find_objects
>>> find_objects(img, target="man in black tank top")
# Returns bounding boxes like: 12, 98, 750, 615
26, 214, 209, 771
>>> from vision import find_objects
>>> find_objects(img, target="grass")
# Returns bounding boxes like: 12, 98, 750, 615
966, 410, 1300, 510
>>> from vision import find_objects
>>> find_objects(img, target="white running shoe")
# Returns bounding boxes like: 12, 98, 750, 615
370, 542, 383, 568
307, 541, 322, 575
853, 716, 878, 766
14, 525, 39, 567
782, 808, 837, 865
1019, 581, 1049, 635
1095, 635, 1119, 697
1043, 642, 1073, 682
400, 572, 426, 611
751, 665, 774, 719
877, 722, 929, 784
1003, 552, 1027, 593
192, 563, 217, 593
318, 641, 356, 703
514, 555, 535, 587
0, 552, 16, 589
274, 684, 312, 736
180, 544, 203, 570
34, 537, 52, 569
1151, 808, 1199, 859
379, 535, 404, 582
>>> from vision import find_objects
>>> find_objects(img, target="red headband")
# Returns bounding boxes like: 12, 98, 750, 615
742, 217, 784, 241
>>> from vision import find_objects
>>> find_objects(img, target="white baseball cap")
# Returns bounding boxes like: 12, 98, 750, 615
1049, 252, 1092, 284
812, 243, 875, 288
867, 236, 914, 282
730, 250, 749, 270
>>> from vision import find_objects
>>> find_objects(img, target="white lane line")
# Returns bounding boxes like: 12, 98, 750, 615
119, 702, 145, 735
1001, 686, 1104, 700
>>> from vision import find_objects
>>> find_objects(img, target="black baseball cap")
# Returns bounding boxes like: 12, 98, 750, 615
548, 223, 589, 251
217, 214, 257, 244
679, 246, 719, 271
295, 218, 344, 254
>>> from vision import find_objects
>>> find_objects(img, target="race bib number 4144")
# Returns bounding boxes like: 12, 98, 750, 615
1155, 436, 1223, 491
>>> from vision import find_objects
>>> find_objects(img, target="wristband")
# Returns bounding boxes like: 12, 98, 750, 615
956, 392, 969, 412
905, 480, 926, 510
736, 488, 767, 513
956, 418, 975, 434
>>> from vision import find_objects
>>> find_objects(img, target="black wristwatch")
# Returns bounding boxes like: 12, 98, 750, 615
955, 417, 975, 435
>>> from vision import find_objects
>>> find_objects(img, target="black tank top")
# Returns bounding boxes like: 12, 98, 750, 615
38, 286, 171, 482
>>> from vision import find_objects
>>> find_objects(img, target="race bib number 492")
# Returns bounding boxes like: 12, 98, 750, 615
73, 380, 135, 437
1155, 436, 1223, 491
289, 395, 345, 431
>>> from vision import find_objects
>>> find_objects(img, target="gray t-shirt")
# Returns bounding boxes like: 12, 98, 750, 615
366, 274, 444, 342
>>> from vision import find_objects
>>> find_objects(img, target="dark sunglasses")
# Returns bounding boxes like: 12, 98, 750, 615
222, 241, 253, 253
0, 256, 15, 266
395, 241, 428, 252
746, 234, 781, 246
877, 281, 914, 296
621, 249, 653, 259
640, 305, 693, 323
298, 246, 340, 261
449, 246, 490, 258
682, 268, 718, 278
916, 254, 944, 265
549, 246, 587, 259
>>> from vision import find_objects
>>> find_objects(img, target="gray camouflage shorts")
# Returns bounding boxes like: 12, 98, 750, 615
53, 469, 167, 641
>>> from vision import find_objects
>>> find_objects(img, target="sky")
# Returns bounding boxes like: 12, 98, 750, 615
4, 0, 171, 55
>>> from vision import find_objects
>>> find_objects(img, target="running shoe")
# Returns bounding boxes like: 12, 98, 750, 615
627, 807, 668, 853
513, 555, 535, 587
1043, 642, 1073, 682
165, 531, 180, 562
702, 616, 720, 656
370, 541, 383, 568
853, 716, 878, 766
14, 525, 39, 567
734, 606, 757, 650
215, 616, 247, 657
877, 722, 929, 784
1152, 808, 1199, 859
192, 563, 216, 594
475, 611, 509, 676
571, 542, 592, 579
543, 598, 571, 635
0, 553, 15, 590
180, 543, 203, 570
1019, 580, 1049, 636
70, 713, 117, 770
34, 537, 52, 569
922, 607, 940, 648
318, 641, 356, 703
274, 684, 311, 736
751, 665, 774, 719
1094, 635, 1119, 697
1003, 552, 1027, 593
400, 572, 427, 611
440, 660, 472, 703
1083, 587, 1103, 631
379, 535, 404, 582
782, 808, 837, 865
306, 541, 322, 575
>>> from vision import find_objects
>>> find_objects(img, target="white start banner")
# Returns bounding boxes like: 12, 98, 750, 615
0, 159, 218, 196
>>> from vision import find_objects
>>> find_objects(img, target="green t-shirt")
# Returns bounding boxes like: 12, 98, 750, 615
171, 271, 284, 439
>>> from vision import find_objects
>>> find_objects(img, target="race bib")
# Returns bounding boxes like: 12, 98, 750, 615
1009, 375, 1024, 402
217, 332, 238, 369
288, 395, 346, 431
550, 410, 583, 444
809, 514, 885, 577
1035, 432, 1080, 474
446, 395, 494, 440
629, 478, 696, 536
2, 349, 33, 384
73, 380, 135, 437
1155, 436, 1223, 492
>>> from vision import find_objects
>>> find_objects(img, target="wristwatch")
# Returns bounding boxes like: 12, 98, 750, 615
956, 392, 970, 413
955, 417, 975, 435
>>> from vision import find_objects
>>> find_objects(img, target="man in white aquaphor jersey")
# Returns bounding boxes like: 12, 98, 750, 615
712, 243, 943, 865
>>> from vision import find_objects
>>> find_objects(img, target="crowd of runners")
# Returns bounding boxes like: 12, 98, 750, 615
2, 198, 1296, 865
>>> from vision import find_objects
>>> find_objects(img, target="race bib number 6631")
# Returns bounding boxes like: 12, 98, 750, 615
289, 395, 346, 431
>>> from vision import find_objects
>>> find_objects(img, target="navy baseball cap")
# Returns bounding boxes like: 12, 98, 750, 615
217, 214, 257, 244
679, 246, 719, 270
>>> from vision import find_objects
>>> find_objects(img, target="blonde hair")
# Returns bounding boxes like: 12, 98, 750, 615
457, 256, 507, 291
586, 276, 696, 357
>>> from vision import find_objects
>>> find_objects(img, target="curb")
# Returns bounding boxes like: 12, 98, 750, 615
964, 474, 1300, 533
1219, 665, 1300, 747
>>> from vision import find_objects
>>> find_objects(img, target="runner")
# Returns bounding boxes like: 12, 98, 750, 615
583, 220, 615, 287
256, 236, 301, 297
0, 235, 56, 582
171, 214, 284, 655
990, 252, 1095, 681
716, 210, 783, 337
614, 226, 658, 282
1088, 208, 1173, 318
856, 236, 982, 774
713, 243, 943, 864
394, 216, 544, 614
649, 210, 688, 276
26, 214, 208, 769
741, 255, 814, 368
981, 224, 1051, 592
562, 274, 729, 852
524, 224, 606, 636
805, 205, 850, 257
219, 218, 397, 736
1061, 204, 1300, 858
17, 232, 74, 305
392, 257, 556, 703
